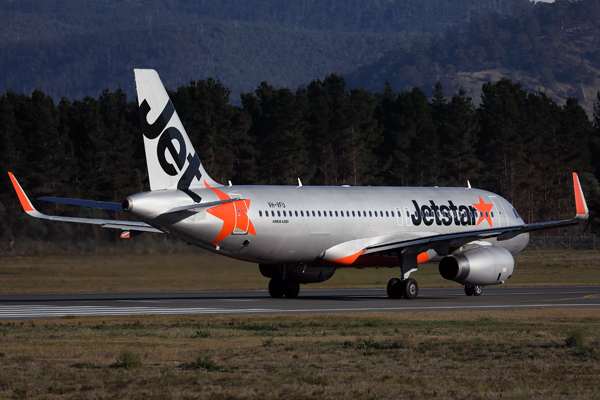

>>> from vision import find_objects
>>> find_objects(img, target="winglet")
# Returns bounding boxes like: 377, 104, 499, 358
8, 172, 36, 213
573, 173, 589, 220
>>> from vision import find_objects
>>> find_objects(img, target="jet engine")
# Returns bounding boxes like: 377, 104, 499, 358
259, 264, 336, 284
438, 246, 514, 286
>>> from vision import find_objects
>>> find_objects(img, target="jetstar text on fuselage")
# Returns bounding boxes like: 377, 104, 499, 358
410, 196, 493, 227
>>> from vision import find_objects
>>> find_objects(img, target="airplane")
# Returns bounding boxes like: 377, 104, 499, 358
8, 69, 590, 300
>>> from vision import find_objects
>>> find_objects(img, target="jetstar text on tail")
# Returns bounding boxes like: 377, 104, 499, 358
410, 196, 493, 227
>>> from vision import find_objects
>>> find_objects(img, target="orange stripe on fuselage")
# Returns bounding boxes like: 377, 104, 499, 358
8, 172, 33, 212
329, 250, 365, 266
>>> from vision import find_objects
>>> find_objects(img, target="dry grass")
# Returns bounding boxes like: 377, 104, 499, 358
0, 309, 598, 399
0, 249, 599, 293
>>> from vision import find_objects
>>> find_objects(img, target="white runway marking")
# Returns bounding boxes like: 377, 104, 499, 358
0, 303, 598, 319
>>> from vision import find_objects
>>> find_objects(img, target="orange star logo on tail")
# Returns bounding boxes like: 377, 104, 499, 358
472, 196, 493, 227
204, 181, 256, 245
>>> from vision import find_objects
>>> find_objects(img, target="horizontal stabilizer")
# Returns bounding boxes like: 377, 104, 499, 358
38, 197, 123, 212
8, 172, 161, 233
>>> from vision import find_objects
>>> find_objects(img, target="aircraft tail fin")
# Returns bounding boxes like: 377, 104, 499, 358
134, 69, 219, 191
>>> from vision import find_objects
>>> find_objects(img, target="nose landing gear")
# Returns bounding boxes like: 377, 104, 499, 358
464, 285, 483, 296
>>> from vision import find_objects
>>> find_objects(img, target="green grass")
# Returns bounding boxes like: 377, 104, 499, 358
0, 247, 599, 293
0, 309, 598, 398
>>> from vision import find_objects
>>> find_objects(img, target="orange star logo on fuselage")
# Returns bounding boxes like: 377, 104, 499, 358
472, 196, 493, 227
204, 181, 256, 245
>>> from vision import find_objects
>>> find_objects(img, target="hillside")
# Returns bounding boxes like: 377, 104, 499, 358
0, 0, 526, 102
346, 0, 600, 114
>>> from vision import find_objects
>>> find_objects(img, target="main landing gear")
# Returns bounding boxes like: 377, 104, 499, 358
268, 278, 300, 298
464, 285, 483, 296
387, 252, 419, 299
387, 277, 418, 299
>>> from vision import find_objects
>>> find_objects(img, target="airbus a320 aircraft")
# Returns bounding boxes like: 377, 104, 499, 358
8, 70, 589, 299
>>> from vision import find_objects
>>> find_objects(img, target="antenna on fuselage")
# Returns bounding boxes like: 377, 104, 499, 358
467, 180, 471, 189
228, 180, 232, 187
297, 178, 303, 187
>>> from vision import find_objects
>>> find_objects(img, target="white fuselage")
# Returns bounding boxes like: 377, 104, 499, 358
126, 185, 530, 266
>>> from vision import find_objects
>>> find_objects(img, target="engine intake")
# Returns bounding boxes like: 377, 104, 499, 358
439, 246, 514, 286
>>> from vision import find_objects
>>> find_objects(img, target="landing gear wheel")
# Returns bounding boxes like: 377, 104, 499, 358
283, 279, 300, 298
402, 278, 418, 299
387, 278, 402, 299
472, 285, 483, 296
464, 285, 474, 296
268, 279, 284, 298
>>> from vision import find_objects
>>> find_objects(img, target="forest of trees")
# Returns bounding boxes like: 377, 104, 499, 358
1, 76, 599, 246
348, 0, 600, 111
0, 0, 526, 103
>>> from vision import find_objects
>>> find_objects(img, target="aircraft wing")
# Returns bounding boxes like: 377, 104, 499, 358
362, 172, 588, 256
8, 173, 162, 234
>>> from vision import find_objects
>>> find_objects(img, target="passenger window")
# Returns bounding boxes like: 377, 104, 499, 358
485, 212, 489, 217
318, 211, 321, 217
259, 211, 262, 217
329, 211, 332, 217
295, 211, 298, 217
346, 211, 349, 217
491, 212, 494, 217
300, 210, 304, 217
283, 211, 286, 217
335, 211, 338, 217
352, 211, 355, 217
312, 211, 315, 217
277, 211, 281, 217
271, 211, 275, 217
363, 211, 366, 217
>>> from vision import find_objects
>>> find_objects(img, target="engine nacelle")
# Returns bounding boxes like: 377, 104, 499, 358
259, 264, 336, 284
438, 246, 514, 286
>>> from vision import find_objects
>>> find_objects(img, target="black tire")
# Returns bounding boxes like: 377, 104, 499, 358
387, 278, 402, 299
402, 278, 418, 299
464, 285, 474, 296
473, 285, 483, 296
283, 279, 300, 298
268, 279, 284, 298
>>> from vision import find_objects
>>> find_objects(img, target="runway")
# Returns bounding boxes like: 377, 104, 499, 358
0, 285, 599, 319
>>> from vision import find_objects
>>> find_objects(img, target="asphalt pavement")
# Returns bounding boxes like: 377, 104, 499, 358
0, 285, 598, 319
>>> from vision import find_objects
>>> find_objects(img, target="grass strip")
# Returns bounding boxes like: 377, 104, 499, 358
0, 308, 598, 398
